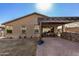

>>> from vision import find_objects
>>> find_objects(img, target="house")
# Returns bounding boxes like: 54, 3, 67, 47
0, 25, 5, 37
2, 12, 79, 39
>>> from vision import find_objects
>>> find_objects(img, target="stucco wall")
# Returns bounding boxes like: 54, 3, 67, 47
4, 14, 46, 39
65, 27, 79, 33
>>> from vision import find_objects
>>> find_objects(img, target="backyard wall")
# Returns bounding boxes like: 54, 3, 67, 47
61, 32, 79, 42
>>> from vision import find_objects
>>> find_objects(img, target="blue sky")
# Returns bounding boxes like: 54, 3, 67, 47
0, 3, 79, 24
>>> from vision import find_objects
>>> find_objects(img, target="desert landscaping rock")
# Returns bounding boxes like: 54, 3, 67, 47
0, 39, 36, 56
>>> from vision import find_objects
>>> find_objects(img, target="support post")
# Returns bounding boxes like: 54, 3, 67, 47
39, 22, 42, 40
62, 25, 65, 33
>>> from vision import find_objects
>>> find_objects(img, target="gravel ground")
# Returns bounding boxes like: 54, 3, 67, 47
0, 38, 37, 56
36, 37, 79, 56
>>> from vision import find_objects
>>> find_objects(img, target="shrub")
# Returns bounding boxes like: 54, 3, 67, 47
6, 29, 12, 34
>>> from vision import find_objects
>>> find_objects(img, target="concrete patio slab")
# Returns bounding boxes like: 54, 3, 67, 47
36, 37, 79, 56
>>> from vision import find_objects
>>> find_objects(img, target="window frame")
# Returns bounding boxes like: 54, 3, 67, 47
6, 26, 13, 34
34, 25, 40, 34
21, 26, 27, 34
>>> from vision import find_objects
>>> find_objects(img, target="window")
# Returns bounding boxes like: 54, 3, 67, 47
21, 26, 27, 34
6, 26, 13, 30
34, 25, 39, 34
6, 26, 13, 34
34, 29, 39, 34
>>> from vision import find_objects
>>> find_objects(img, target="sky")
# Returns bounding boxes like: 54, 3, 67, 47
0, 3, 79, 24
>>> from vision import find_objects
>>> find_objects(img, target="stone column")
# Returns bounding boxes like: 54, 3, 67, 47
62, 25, 65, 33
39, 22, 42, 40
54, 26, 57, 34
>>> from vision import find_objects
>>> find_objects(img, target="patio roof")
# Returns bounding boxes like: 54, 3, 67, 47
38, 17, 79, 24
2, 12, 48, 25
2, 12, 79, 25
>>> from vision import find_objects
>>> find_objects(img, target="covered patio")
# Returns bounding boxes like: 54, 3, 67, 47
38, 17, 79, 38
40, 22, 69, 37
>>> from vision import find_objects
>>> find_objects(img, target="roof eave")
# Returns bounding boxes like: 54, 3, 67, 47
2, 12, 49, 25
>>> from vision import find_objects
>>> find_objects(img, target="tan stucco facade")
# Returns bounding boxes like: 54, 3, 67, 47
4, 14, 47, 39
2, 13, 79, 39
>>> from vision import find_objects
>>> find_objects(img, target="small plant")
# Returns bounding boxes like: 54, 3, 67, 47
6, 29, 12, 34
24, 36, 26, 39
19, 36, 22, 39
